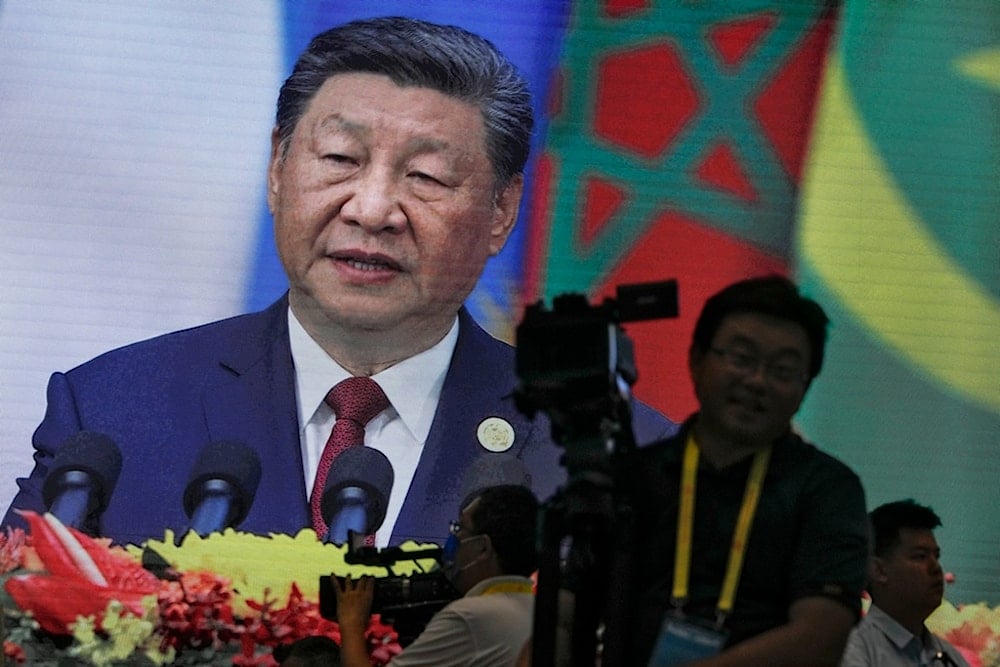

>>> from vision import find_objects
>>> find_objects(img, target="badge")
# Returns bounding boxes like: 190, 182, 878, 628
648, 616, 728, 666
476, 417, 515, 452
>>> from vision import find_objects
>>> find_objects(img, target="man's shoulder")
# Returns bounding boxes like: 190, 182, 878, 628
776, 430, 863, 483
634, 419, 688, 456
66, 298, 286, 376
453, 308, 515, 367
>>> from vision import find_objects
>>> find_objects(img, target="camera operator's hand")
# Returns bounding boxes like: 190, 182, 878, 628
335, 575, 376, 667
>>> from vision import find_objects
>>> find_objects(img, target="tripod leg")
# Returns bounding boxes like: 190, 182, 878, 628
532, 497, 565, 667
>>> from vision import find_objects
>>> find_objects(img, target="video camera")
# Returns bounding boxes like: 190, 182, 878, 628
515, 279, 679, 667
514, 279, 678, 469
318, 540, 458, 646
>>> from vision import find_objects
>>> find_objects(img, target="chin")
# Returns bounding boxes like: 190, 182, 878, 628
724, 421, 783, 448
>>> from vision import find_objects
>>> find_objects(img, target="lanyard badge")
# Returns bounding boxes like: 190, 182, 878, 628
649, 433, 772, 666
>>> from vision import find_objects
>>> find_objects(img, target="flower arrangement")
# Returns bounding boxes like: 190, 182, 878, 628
0, 512, 439, 666
3, 513, 998, 666
927, 600, 1000, 667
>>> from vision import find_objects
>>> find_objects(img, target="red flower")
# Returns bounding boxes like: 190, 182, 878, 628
3, 512, 160, 635
3, 639, 27, 664
156, 570, 241, 652
0, 526, 27, 575
240, 584, 403, 666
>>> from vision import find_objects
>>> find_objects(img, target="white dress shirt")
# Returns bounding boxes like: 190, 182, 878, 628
288, 308, 457, 546
840, 604, 971, 667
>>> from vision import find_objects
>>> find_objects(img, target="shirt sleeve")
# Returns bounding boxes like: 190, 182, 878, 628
788, 456, 869, 614
837, 625, 873, 666
387, 605, 477, 667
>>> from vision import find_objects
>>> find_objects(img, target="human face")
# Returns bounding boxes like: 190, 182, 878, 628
268, 73, 522, 342
444, 499, 491, 594
874, 528, 944, 619
689, 312, 811, 449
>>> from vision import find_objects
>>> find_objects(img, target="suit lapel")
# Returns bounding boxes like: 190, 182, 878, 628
391, 310, 538, 544
201, 295, 310, 536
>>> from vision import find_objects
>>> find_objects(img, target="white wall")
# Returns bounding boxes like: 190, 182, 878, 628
0, 1, 283, 510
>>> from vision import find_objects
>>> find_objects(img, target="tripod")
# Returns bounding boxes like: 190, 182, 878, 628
531, 423, 640, 667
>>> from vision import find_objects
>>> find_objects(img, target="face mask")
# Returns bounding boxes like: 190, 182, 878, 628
442, 533, 488, 583
443, 532, 461, 568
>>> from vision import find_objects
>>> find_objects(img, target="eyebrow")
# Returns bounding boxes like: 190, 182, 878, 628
316, 114, 457, 154
316, 113, 362, 136
726, 334, 805, 358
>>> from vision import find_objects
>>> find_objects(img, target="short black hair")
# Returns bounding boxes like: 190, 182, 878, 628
692, 274, 830, 381
467, 484, 539, 577
275, 16, 533, 192
273, 635, 341, 666
869, 499, 942, 558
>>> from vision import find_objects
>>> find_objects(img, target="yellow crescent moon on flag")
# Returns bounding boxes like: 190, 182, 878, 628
798, 53, 1000, 415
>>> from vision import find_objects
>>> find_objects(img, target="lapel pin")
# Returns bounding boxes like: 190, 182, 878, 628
476, 417, 515, 452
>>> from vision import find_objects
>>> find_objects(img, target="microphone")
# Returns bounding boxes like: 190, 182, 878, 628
321, 446, 394, 544
460, 453, 532, 508
42, 431, 122, 533
183, 441, 262, 536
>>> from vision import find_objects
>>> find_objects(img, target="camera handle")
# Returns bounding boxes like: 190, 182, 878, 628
531, 445, 639, 667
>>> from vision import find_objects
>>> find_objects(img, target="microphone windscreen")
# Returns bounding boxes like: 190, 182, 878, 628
460, 454, 532, 509
42, 431, 123, 512
321, 446, 394, 530
183, 441, 262, 526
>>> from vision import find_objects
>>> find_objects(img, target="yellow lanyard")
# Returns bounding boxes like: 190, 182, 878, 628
672, 432, 772, 626
479, 581, 535, 596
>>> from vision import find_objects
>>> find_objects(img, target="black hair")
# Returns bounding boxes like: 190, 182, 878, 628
273, 635, 340, 666
468, 484, 539, 577
692, 274, 830, 380
275, 16, 533, 192
869, 499, 942, 558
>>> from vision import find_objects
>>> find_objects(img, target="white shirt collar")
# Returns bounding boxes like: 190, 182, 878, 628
287, 307, 458, 443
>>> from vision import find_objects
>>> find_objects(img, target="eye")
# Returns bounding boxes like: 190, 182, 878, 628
770, 365, 803, 382
322, 153, 356, 165
409, 171, 446, 186
730, 351, 757, 369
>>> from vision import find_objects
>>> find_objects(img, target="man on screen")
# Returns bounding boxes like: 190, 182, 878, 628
2, 16, 674, 547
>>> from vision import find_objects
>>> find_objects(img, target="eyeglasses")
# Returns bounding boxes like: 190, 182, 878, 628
709, 347, 808, 385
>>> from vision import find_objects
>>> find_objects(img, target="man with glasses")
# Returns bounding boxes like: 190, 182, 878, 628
625, 275, 869, 666
335, 484, 538, 666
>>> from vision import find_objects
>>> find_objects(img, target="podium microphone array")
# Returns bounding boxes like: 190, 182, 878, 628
183, 440, 262, 537
42, 431, 123, 533
41, 433, 400, 542
319, 445, 394, 544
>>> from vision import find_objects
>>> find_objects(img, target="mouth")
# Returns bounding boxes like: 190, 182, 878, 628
329, 251, 402, 273
728, 394, 766, 414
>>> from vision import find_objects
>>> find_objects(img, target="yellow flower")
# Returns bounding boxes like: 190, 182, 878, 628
130, 528, 439, 613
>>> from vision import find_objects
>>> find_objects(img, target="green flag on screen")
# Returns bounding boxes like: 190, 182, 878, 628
796, 0, 999, 604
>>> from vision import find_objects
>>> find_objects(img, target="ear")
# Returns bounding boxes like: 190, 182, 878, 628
266, 126, 283, 215
488, 174, 523, 256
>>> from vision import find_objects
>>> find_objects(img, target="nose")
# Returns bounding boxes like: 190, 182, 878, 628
339, 167, 407, 233
740, 359, 769, 388
929, 554, 943, 573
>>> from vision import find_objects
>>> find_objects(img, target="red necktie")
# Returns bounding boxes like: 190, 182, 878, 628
310, 376, 389, 537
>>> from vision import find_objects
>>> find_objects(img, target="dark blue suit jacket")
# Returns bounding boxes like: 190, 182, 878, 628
3, 296, 675, 546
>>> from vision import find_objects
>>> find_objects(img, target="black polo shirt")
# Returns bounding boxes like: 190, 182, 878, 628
625, 417, 869, 664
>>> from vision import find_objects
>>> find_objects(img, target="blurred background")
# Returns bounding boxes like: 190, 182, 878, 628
1, 1, 996, 604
